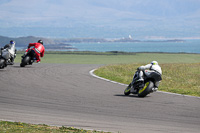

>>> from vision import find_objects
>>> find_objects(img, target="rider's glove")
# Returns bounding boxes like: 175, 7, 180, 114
137, 67, 143, 71
137, 67, 142, 71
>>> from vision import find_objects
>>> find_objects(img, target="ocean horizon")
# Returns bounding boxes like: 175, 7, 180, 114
17, 39, 200, 54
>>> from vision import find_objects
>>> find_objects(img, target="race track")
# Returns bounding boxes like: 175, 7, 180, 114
0, 63, 200, 133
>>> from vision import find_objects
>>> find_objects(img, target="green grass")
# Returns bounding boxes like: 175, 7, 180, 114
15, 51, 200, 64
0, 121, 110, 133
94, 63, 200, 97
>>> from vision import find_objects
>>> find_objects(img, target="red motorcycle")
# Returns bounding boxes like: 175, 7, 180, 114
20, 48, 37, 67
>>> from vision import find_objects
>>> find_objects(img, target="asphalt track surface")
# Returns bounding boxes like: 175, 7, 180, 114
0, 63, 200, 133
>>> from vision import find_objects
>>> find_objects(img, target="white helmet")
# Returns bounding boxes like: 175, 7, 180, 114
151, 61, 158, 65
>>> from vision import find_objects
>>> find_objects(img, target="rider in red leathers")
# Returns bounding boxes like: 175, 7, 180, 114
26, 40, 45, 63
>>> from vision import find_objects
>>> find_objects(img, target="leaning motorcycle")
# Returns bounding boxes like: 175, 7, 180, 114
124, 70, 162, 97
20, 48, 37, 67
0, 45, 16, 69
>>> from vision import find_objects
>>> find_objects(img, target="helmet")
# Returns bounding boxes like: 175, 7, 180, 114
151, 61, 158, 65
38, 40, 43, 45
10, 40, 15, 44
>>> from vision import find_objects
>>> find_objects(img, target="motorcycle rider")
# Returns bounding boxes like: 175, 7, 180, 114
24, 40, 45, 63
1, 40, 16, 64
131, 61, 162, 91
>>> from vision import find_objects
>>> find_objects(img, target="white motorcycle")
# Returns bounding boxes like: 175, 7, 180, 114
0, 44, 16, 69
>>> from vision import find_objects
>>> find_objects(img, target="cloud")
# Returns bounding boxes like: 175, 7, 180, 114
1, 0, 199, 21
0, 0, 199, 38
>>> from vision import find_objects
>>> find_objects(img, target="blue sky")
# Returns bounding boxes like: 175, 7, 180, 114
0, 0, 200, 39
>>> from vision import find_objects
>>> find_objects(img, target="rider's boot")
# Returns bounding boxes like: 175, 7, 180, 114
152, 87, 158, 92
136, 70, 144, 82
153, 82, 159, 92
10, 57, 14, 65
137, 78, 144, 82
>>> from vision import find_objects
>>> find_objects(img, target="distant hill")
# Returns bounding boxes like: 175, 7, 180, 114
0, 36, 108, 48
0, 35, 185, 48
0, 36, 80, 50
0, 36, 56, 47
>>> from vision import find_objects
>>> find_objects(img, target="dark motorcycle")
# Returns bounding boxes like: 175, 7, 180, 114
124, 70, 162, 97
20, 48, 37, 67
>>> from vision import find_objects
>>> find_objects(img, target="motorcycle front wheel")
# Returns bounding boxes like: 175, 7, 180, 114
138, 81, 154, 97
124, 83, 131, 95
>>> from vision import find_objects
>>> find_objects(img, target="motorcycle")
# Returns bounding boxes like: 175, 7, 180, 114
0, 44, 16, 69
124, 70, 162, 97
20, 48, 37, 67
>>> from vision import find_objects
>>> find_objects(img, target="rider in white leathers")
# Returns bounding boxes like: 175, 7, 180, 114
132, 61, 162, 91
1, 40, 16, 65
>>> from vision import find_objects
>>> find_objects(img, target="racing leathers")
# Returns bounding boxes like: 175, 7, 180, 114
27, 42, 45, 62
132, 62, 162, 90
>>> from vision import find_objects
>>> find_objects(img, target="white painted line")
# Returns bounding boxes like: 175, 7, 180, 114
89, 69, 128, 86
89, 69, 200, 99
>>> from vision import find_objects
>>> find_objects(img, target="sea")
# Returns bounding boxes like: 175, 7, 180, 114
17, 39, 200, 54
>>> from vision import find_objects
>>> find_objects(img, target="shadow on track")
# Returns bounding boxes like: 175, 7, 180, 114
114, 94, 151, 98
114, 94, 138, 98
12, 65, 32, 69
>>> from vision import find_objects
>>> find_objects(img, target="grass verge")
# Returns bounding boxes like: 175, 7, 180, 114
94, 63, 200, 97
15, 51, 200, 64
0, 121, 110, 133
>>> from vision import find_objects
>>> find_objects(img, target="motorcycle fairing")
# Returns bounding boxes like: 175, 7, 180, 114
143, 70, 162, 81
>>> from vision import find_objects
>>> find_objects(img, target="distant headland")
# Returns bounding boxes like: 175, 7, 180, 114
0, 35, 185, 50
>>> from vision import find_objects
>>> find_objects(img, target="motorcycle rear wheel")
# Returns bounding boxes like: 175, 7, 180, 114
20, 56, 30, 67
138, 81, 154, 97
0, 58, 5, 69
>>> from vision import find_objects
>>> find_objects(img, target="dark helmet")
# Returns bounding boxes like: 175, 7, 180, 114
10, 40, 15, 44
38, 40, 43, 45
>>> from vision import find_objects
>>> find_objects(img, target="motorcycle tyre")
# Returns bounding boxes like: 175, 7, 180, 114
138, 81, 154, 97
124, 83, 131, 95
0, 58, 5, 69
20, 56, 30, 67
